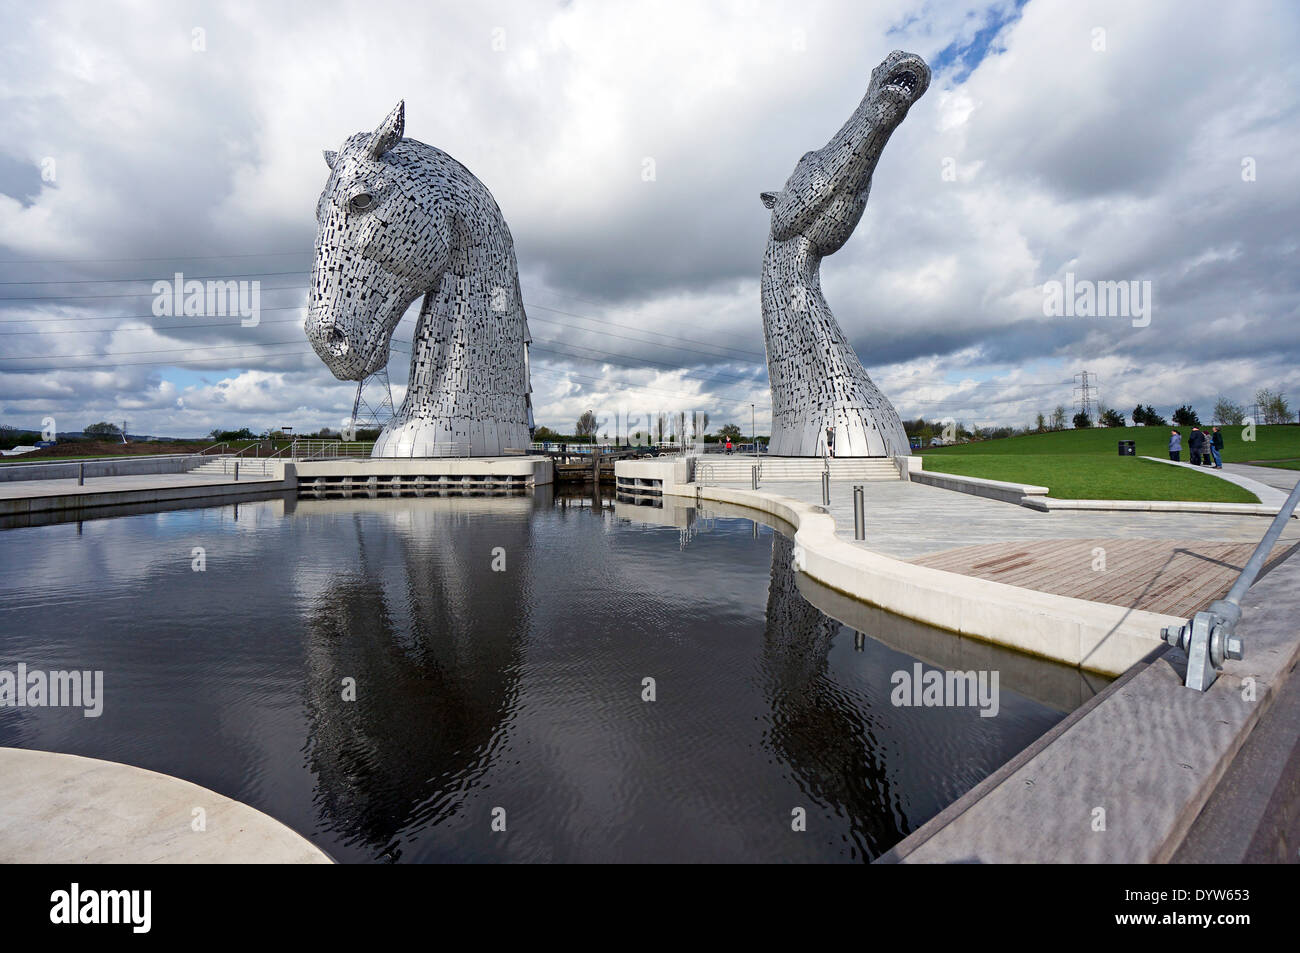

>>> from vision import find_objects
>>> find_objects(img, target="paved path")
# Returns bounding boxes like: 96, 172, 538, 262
1143, 456, 1287, 505
722, 478, 1300, 561
1225, 462, 1300, 492
0, 471, 281, 501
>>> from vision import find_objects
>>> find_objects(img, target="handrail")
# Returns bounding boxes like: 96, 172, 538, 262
196, 441, 229, 456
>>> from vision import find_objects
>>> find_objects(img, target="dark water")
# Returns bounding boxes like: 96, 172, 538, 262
0, 488, 1097, 862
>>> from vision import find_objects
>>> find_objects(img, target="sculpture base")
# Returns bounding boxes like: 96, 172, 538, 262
767, 406, 910, 458
372, 416, 532, 458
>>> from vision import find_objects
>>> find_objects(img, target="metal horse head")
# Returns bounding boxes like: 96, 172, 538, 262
307, 101, 454, 380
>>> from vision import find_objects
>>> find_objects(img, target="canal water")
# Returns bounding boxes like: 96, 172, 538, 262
0, 488, 1103, 862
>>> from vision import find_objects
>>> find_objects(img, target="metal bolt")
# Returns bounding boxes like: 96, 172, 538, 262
1224, 636, 1244, 661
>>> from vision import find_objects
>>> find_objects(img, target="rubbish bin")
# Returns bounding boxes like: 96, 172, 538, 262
1118, 440, 1136, 456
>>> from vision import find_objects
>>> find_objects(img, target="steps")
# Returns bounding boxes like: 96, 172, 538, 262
189, 457, 281, 477
697, 456, 900, 483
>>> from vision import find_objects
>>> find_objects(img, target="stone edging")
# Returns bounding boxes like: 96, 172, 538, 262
681, 483, 1176, 676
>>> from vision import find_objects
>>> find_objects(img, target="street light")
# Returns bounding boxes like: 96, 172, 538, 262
751, 403, 756, 459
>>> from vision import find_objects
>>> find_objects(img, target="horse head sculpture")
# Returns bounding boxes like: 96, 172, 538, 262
759, 51, 930, 458
307, 101, 533, 457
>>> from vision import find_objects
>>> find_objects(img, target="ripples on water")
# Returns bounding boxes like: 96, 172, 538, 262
0, 488, 1100, 862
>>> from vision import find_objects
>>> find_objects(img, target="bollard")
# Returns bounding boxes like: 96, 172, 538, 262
853, 484, 865, 540
233, 461, 240, 481
78, 462, 84, 486
751, 465, 759, 490
821, 470, 830, 506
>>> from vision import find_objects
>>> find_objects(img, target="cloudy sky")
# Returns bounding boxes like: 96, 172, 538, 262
1, 0, 1296, 438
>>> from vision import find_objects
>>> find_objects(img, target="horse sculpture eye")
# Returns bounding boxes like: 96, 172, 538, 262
349, 192, 375, 212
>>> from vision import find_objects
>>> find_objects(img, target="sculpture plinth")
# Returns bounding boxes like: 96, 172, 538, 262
760, 51, 930, 457
306, 101, 534, 457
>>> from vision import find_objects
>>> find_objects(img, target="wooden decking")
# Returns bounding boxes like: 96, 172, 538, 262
911, 538, 1297, 617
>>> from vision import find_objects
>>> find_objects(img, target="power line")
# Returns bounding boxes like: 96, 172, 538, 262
0, 282, 310, 302
0, 270, 307, 286
0, 250, 310, 265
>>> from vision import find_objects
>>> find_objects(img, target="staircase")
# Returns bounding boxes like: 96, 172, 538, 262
698, 456, 900, 483
189, 457, 282, 477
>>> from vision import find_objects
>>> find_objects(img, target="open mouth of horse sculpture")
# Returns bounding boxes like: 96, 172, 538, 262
758, 50, 930, 458
306, 101, 534, 457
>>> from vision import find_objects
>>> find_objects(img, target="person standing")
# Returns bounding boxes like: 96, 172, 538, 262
825, 425, 835, 459
1168, 429, 1182, 462
1189, 426, 1204, 466
1210, 426, 1224, 468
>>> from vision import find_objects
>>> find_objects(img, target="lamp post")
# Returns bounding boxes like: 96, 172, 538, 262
751, 403, 756, 459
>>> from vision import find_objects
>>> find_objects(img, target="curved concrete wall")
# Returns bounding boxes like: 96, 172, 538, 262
691, 484, 1177, 676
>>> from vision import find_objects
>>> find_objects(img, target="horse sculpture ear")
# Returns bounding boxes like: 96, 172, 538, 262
367, 101, 405, 159
760, 192, 779, 209
323, 150, 338, 170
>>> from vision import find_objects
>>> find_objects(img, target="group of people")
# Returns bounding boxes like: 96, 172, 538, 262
1168, 426, 1223, 468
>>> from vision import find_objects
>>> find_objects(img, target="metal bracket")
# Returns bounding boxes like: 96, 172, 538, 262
1161, 600, 1244, 692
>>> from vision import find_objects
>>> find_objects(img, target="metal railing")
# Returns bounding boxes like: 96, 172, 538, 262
1162, 477, 1300, 691
289, 439, 377, 461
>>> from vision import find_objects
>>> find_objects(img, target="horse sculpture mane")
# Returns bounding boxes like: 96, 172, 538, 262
759, 51, 929, 458
306, 101, 533, 457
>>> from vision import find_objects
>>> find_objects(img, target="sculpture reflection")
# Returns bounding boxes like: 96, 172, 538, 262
296, 495, 541, 860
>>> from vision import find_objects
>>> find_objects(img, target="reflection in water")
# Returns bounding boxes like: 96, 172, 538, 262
0, 488, 1083, 862
296, 496, 536, 861
762, 534, 906, 858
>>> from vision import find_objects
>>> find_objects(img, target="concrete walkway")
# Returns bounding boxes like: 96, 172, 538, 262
722, 478, 1300, 561
0, 471, 291, 517
0, 748, 330, 863
1143, 455, 1290, 506
1227, 462, 1300, 492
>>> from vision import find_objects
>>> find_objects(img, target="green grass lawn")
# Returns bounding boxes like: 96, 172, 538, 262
1253, 459, 1300, 471
921, 424, 1298, 463
919, 454, 1257, 502
914, 424, 1299, 502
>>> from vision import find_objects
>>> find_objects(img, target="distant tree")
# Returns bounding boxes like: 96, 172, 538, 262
1212, 397, 1245, 425
533, 425, 561, 442
1072, 411, 1093, 429
86, 421, 122, 438
1132, 404, 1166, 426
1256, 387, 1292, 425
1172, 404, 1201, 427
1099, 408, 1126, 427
717, 423, 742, 441
575, 410, 598, 440
1050, 405, 1067, 431
1035, 412, 1046, 432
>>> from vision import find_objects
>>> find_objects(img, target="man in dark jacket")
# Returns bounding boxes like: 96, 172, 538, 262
1189, 427, 1205, 466
1210, 426, 1224, 468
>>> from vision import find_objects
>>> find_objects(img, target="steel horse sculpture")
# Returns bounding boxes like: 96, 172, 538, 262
307, 101, 534, 457
760, 51, 930, 457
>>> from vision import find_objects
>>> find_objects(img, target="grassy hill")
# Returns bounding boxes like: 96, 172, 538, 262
917, 424, 1298, 502
922, 424, 1298, 462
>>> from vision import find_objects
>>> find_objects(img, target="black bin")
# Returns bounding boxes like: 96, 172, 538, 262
1118, 440, 1136, 456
